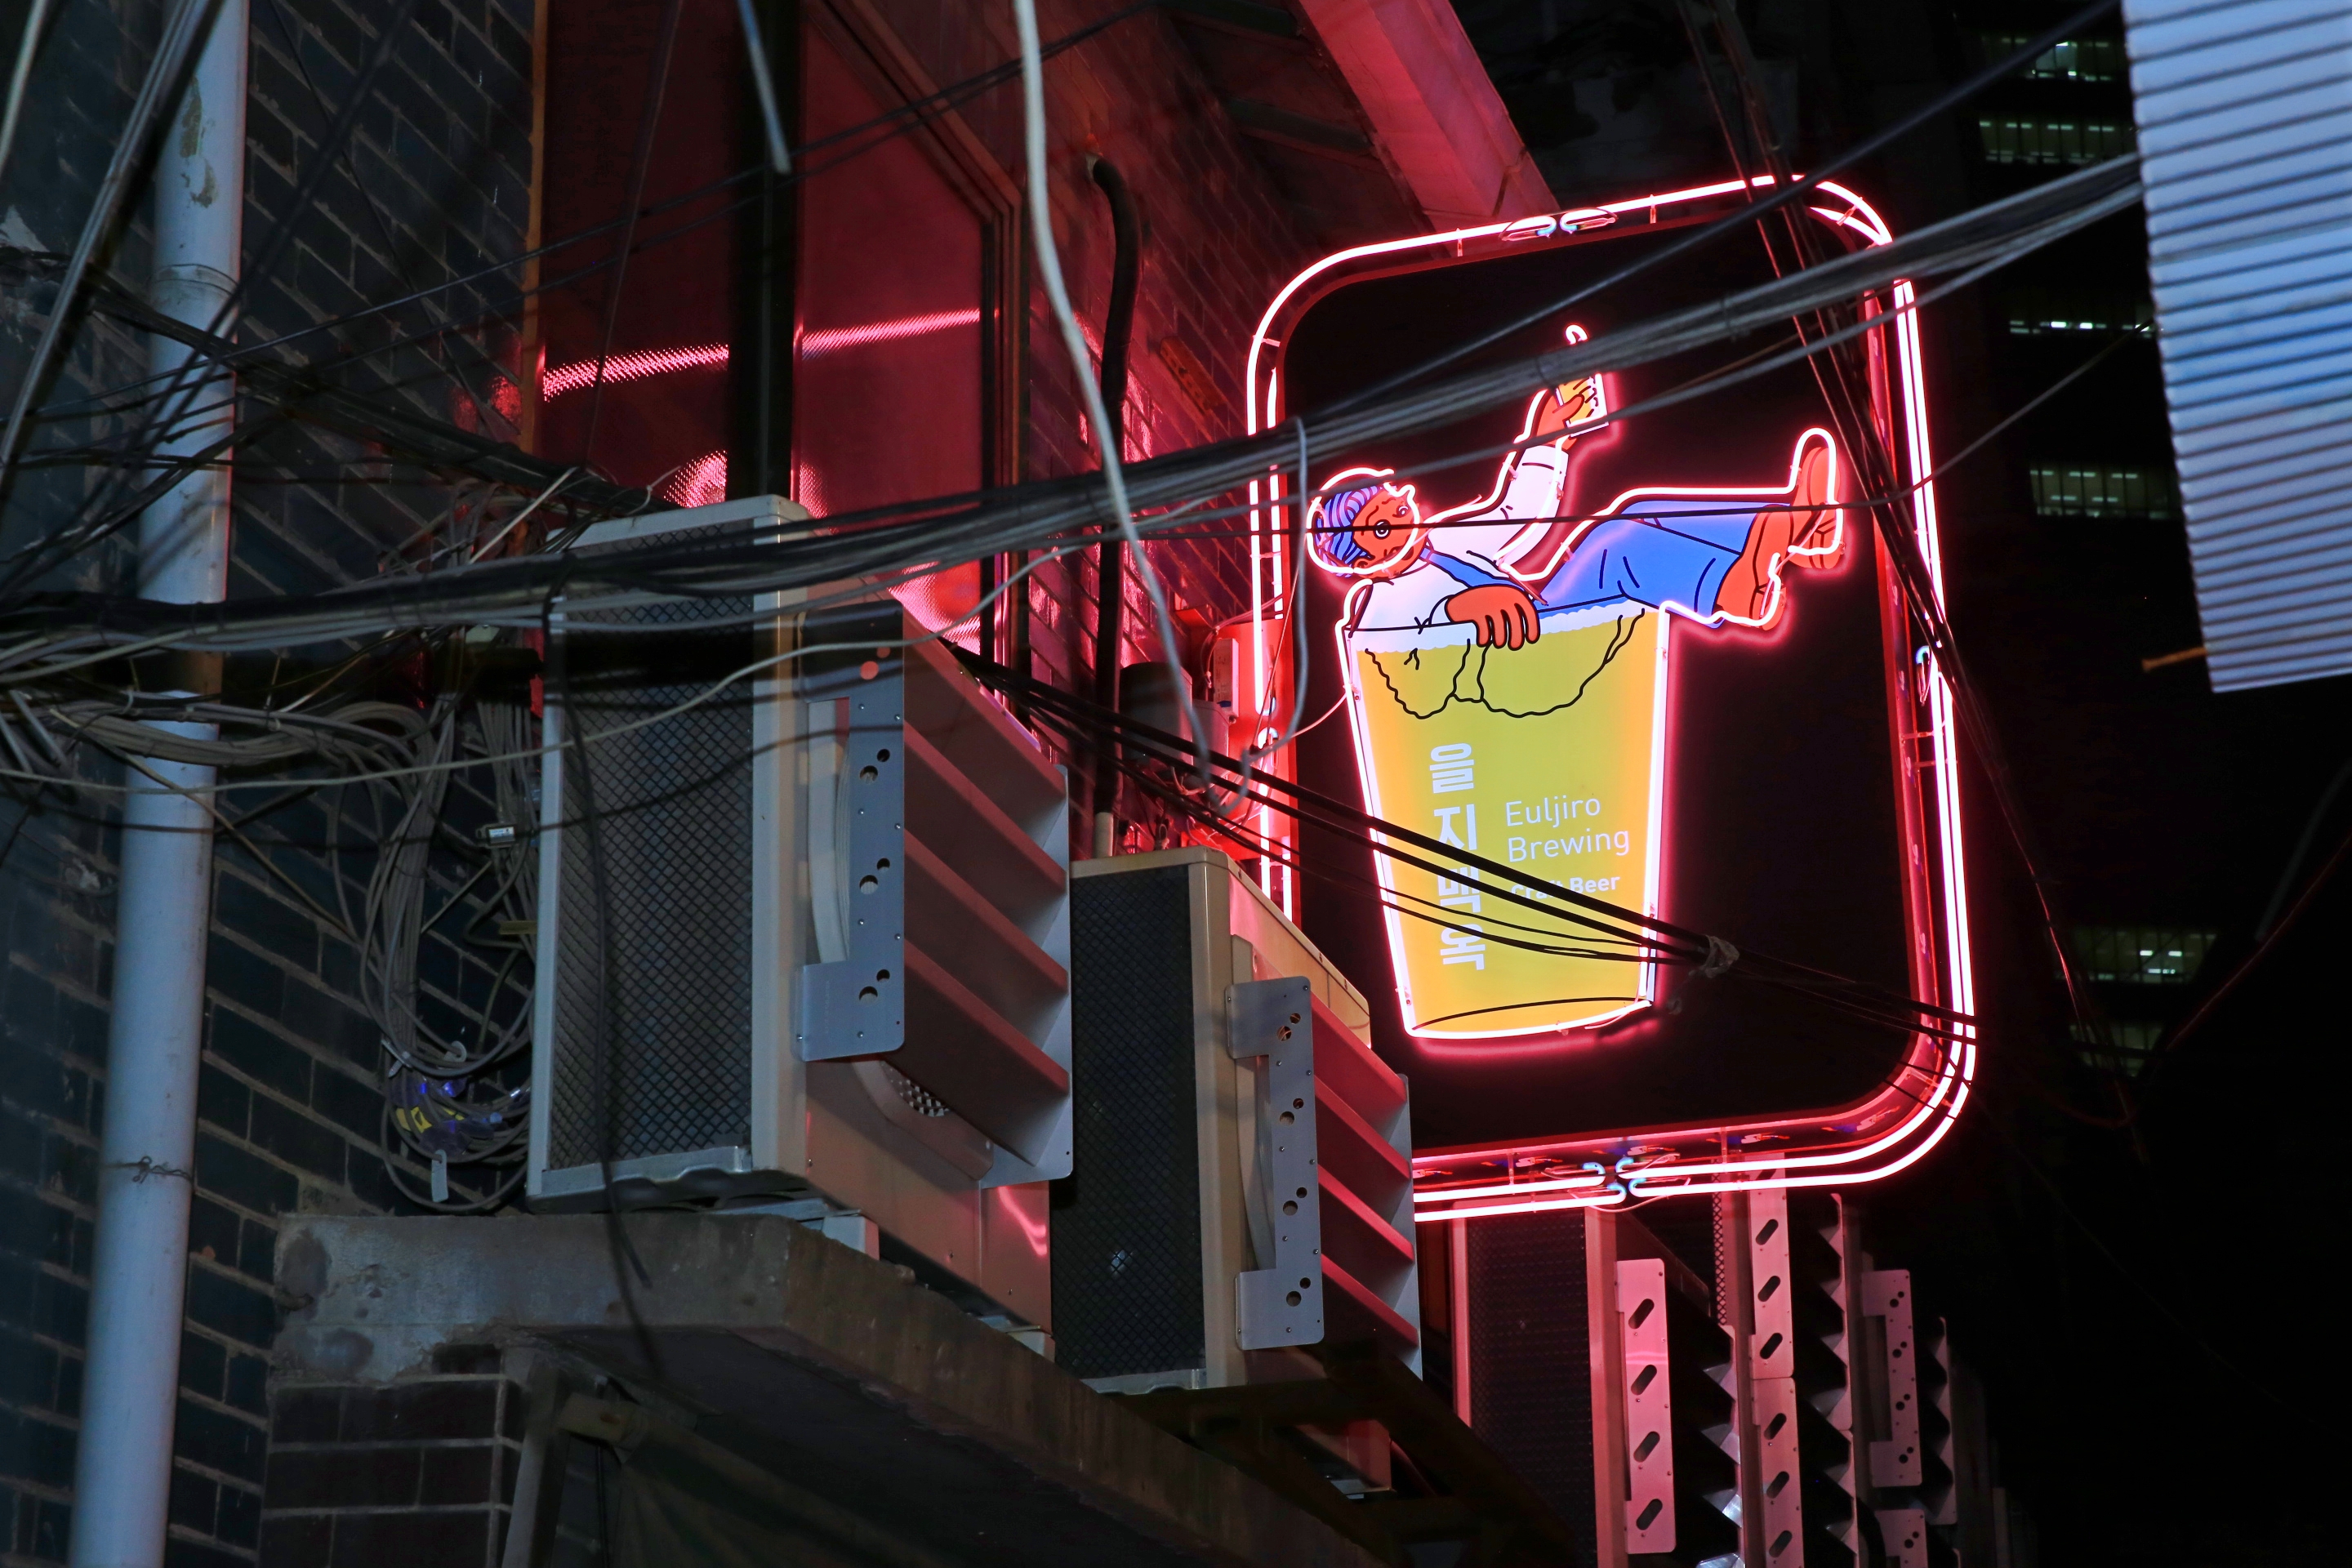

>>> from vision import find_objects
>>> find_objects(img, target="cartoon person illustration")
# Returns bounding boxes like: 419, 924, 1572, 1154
1315, 326, 1848, 1040
1312, 367, 1842, 646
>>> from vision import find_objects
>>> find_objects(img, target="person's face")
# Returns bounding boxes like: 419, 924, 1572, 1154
1350, 488, 1420, 577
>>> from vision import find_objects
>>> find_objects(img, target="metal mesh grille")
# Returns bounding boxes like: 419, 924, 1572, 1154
1052, 866, 1205, 1380
1469, 1209, 1596, 1566
547, 525, 757, 1170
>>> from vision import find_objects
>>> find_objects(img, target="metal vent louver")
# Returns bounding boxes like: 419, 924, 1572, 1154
528, 497, 1072, 1213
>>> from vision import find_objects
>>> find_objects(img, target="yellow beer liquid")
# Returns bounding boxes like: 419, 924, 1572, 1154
1346, 603, 1664, 1038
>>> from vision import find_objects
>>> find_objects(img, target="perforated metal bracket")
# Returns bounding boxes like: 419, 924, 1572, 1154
1748, 1186, 1795, 1379
1619, 1258, 1678, 1553
1753, 1375, 1805, 1566
1875, 1507, 1931, 1568
1227, 977, 1323, 1350
797, 648, 906, 1061
1864, 1268, 1922, 1487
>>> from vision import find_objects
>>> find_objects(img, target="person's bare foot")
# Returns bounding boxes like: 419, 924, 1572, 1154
1783, 434, 1842, 564
1715, 434, 1840, 625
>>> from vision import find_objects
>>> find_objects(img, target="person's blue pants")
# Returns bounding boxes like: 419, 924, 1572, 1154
1533, 497, 1762, 619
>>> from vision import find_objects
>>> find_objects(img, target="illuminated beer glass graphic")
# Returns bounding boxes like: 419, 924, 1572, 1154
1315, 348, 1842, 1040
1254, 176, 1980, 1205
1343, 603, 1667, 1036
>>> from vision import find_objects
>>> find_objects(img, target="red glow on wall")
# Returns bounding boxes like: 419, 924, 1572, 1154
543, 342, 730, 399
537, 0, 742, 496
800, 307, 982, 360
660, 448, 728, 509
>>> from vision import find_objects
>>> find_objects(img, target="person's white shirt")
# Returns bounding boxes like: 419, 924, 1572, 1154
1354, 446, 1570, 634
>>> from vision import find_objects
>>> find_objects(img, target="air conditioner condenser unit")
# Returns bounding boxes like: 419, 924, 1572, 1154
527, 497, 1071, 1329
1054, 847, 1422, 1391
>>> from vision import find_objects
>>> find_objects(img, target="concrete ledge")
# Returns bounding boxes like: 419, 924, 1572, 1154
276, 1215, 1387, 1568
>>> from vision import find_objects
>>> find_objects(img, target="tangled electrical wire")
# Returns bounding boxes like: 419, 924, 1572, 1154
346, 672, 540, 1214
0, 0, 1173, 607
0, 470, 546, 1213
0, 146, 2142, 689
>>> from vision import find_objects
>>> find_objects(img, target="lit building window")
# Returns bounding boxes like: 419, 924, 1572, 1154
2002, 287, 2154, 336
2072, 928, 2216, 984
2029, 465, 2180, 519
1982, 34, 2128, 82
1977, 116, 2136, 165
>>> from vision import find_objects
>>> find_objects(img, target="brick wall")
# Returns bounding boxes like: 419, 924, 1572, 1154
0, 0, 538, 1560
259, 1354, 527, 1568
1000, 0, 1321, 702
850, 0, 1328, 812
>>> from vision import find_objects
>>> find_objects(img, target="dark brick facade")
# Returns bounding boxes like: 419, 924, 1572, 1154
2, 0, 537, 1559
2, 2, 1350, 1562
975, 0, 1324, 703
259, 1361, 527, 1568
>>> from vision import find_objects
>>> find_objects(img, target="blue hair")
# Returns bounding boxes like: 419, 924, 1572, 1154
1311, 485, 1381, 572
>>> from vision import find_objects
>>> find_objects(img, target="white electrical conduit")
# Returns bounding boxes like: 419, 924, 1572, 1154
732, 0, 791, 174
71, 2, 246, 1564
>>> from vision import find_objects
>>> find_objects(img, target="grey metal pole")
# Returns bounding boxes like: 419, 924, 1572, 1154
71, 1, 246, 1561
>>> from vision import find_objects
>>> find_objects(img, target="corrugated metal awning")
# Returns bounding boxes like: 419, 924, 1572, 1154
2127, 0, 2352, 691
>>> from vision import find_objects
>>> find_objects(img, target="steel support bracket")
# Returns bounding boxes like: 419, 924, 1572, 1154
1863, 1268, 1922, 1487
797, 650, 906, 1060
1228, 977, 1322, 1350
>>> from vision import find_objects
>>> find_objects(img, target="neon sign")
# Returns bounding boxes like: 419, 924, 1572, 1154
1245, 176, 1976, 1206
1313, 351, 1842, 1039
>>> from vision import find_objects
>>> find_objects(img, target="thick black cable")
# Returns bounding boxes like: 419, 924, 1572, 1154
544, 594, 666, 1376
38, 0, 433, 583
0, 11, 446, 595
2, 262, 2121, 581
15, 1, 1160, 441
1099, 702, 1976, 1049
0, 1, 1162, 586
0, 162, 2139, 662
20, 149, 2139, 620
0, 0, 214, 488
16, 411, 292, 578
1683, 7, 2086, 1088
7, 0, 2114, 630
1086, 156, 1143, 836
968, 648, 1978, 1036
1687, 0, 2146, 1129
9, 0, 2126, 564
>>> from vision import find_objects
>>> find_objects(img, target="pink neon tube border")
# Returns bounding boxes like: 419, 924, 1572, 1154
1241, 176, 1976, 1205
